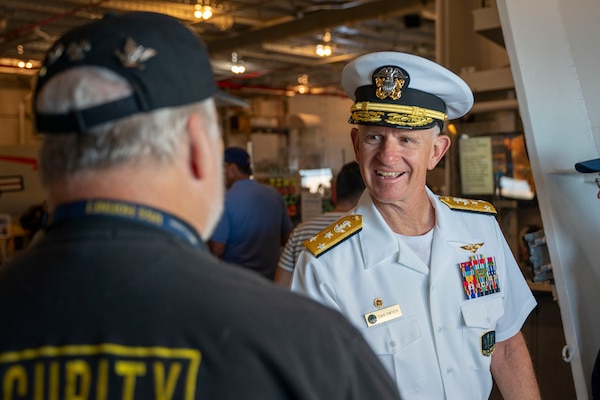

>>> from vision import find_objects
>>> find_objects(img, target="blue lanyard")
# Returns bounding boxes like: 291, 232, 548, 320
49, 199, 203, 247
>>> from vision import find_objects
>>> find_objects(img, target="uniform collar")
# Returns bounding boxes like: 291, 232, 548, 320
354, 191, 398, 269
429, 188, 479, 244
356, 187, 479, 270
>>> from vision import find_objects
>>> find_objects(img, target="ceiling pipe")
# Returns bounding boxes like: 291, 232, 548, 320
218, 81, 347, 98
468, 98, 519, 114
0, 0, 110, 42
206, 0, 429, 55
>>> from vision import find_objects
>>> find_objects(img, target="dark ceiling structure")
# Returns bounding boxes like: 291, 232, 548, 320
0, 0, 436, 96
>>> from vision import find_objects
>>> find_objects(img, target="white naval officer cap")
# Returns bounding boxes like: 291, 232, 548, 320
341, 51, 474, 130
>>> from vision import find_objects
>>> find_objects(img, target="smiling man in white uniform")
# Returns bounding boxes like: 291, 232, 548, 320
291, 52, 541, 399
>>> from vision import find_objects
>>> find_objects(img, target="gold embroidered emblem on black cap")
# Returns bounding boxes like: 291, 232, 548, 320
66, 40, 91, 61
115, 38, 157, 69
46, 43, 65, 67
374, 66, 407, 100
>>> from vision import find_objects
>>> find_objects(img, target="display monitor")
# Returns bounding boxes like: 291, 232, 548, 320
299, 168, 333, 193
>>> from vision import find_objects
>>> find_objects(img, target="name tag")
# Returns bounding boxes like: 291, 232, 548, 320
364, 304, 403, 327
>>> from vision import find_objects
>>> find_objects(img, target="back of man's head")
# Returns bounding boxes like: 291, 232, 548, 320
335, 161, 365, 206
224, 146, 253, 176
33, 12, 224, 186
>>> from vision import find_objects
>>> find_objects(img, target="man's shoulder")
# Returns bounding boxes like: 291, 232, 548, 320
287, 213, 345, 246
296, 212, 345, 232
248, 181, 284, 200
438, 195, 497, 215
301, 214, 362, 258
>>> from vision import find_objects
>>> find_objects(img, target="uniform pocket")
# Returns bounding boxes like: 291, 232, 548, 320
460, 295, 505, 329
363, 316, 423, 393
460, 296, 505, 370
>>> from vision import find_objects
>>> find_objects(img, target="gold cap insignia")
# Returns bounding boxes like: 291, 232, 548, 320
374, 66, 408, 100
45, 43, 65, 67
439, 196, 497, 215
115, 38, 157, 69
302, 215, 362, 258
460, 243, 484, 253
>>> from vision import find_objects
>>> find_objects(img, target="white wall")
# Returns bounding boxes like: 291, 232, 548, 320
498, 0, 600, 397
287, 94, 355, 173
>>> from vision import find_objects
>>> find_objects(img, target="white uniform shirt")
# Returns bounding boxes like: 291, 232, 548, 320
291, 188, 537, 400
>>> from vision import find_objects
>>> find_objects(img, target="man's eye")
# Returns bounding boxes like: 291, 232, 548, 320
364, 135, 382, 144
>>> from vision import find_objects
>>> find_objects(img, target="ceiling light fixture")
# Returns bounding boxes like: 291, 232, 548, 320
296, 74, 309, 94
230, 51, 245, 74
316, 29, 332, 57
315, 44, 332, 57
17, 60, 33, 69
194, 1, 213, 20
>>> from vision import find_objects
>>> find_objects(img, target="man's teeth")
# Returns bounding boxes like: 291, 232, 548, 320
377, 170, 403, 178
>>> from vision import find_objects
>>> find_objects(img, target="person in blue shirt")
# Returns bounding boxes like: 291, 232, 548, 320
209, 147, 292, 280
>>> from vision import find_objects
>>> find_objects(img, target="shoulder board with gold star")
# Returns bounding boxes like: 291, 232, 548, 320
302, 215, 363, 258
439, 196, 497, 215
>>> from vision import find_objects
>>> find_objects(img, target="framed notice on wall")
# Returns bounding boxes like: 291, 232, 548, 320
459, 136, 494, 195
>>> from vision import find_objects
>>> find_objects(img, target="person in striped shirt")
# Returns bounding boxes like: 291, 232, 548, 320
274, 161, 364, 287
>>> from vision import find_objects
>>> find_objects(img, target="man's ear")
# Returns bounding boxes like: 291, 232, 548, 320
187, 112, 210, 180
428, 134, 451, 170
351, 127, 360, 159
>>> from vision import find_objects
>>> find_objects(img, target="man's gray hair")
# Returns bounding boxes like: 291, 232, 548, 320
36, 67, 218, 185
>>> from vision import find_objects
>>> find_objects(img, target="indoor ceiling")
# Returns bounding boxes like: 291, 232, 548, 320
0, 0, 437, 97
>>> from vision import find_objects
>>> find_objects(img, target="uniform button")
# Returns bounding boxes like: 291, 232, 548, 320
389, 340, 396, 348
447, 368, 454, 374
437, 326, 444, 333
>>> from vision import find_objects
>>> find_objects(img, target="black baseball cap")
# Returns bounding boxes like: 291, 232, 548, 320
33, 12, 243, 134
224, 147, 251, 168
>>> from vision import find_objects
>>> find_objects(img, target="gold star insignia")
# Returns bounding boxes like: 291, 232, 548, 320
302, 215, 363, 258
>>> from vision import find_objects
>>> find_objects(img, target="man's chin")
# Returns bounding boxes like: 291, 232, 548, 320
369, 187, 408, 205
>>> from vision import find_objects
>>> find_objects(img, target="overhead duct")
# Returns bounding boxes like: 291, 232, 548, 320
288, 113, 322, 129
205, 0, 428, 55
469, 99, 519, 114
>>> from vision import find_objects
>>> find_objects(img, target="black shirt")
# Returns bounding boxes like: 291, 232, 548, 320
0, 211, 400, 399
